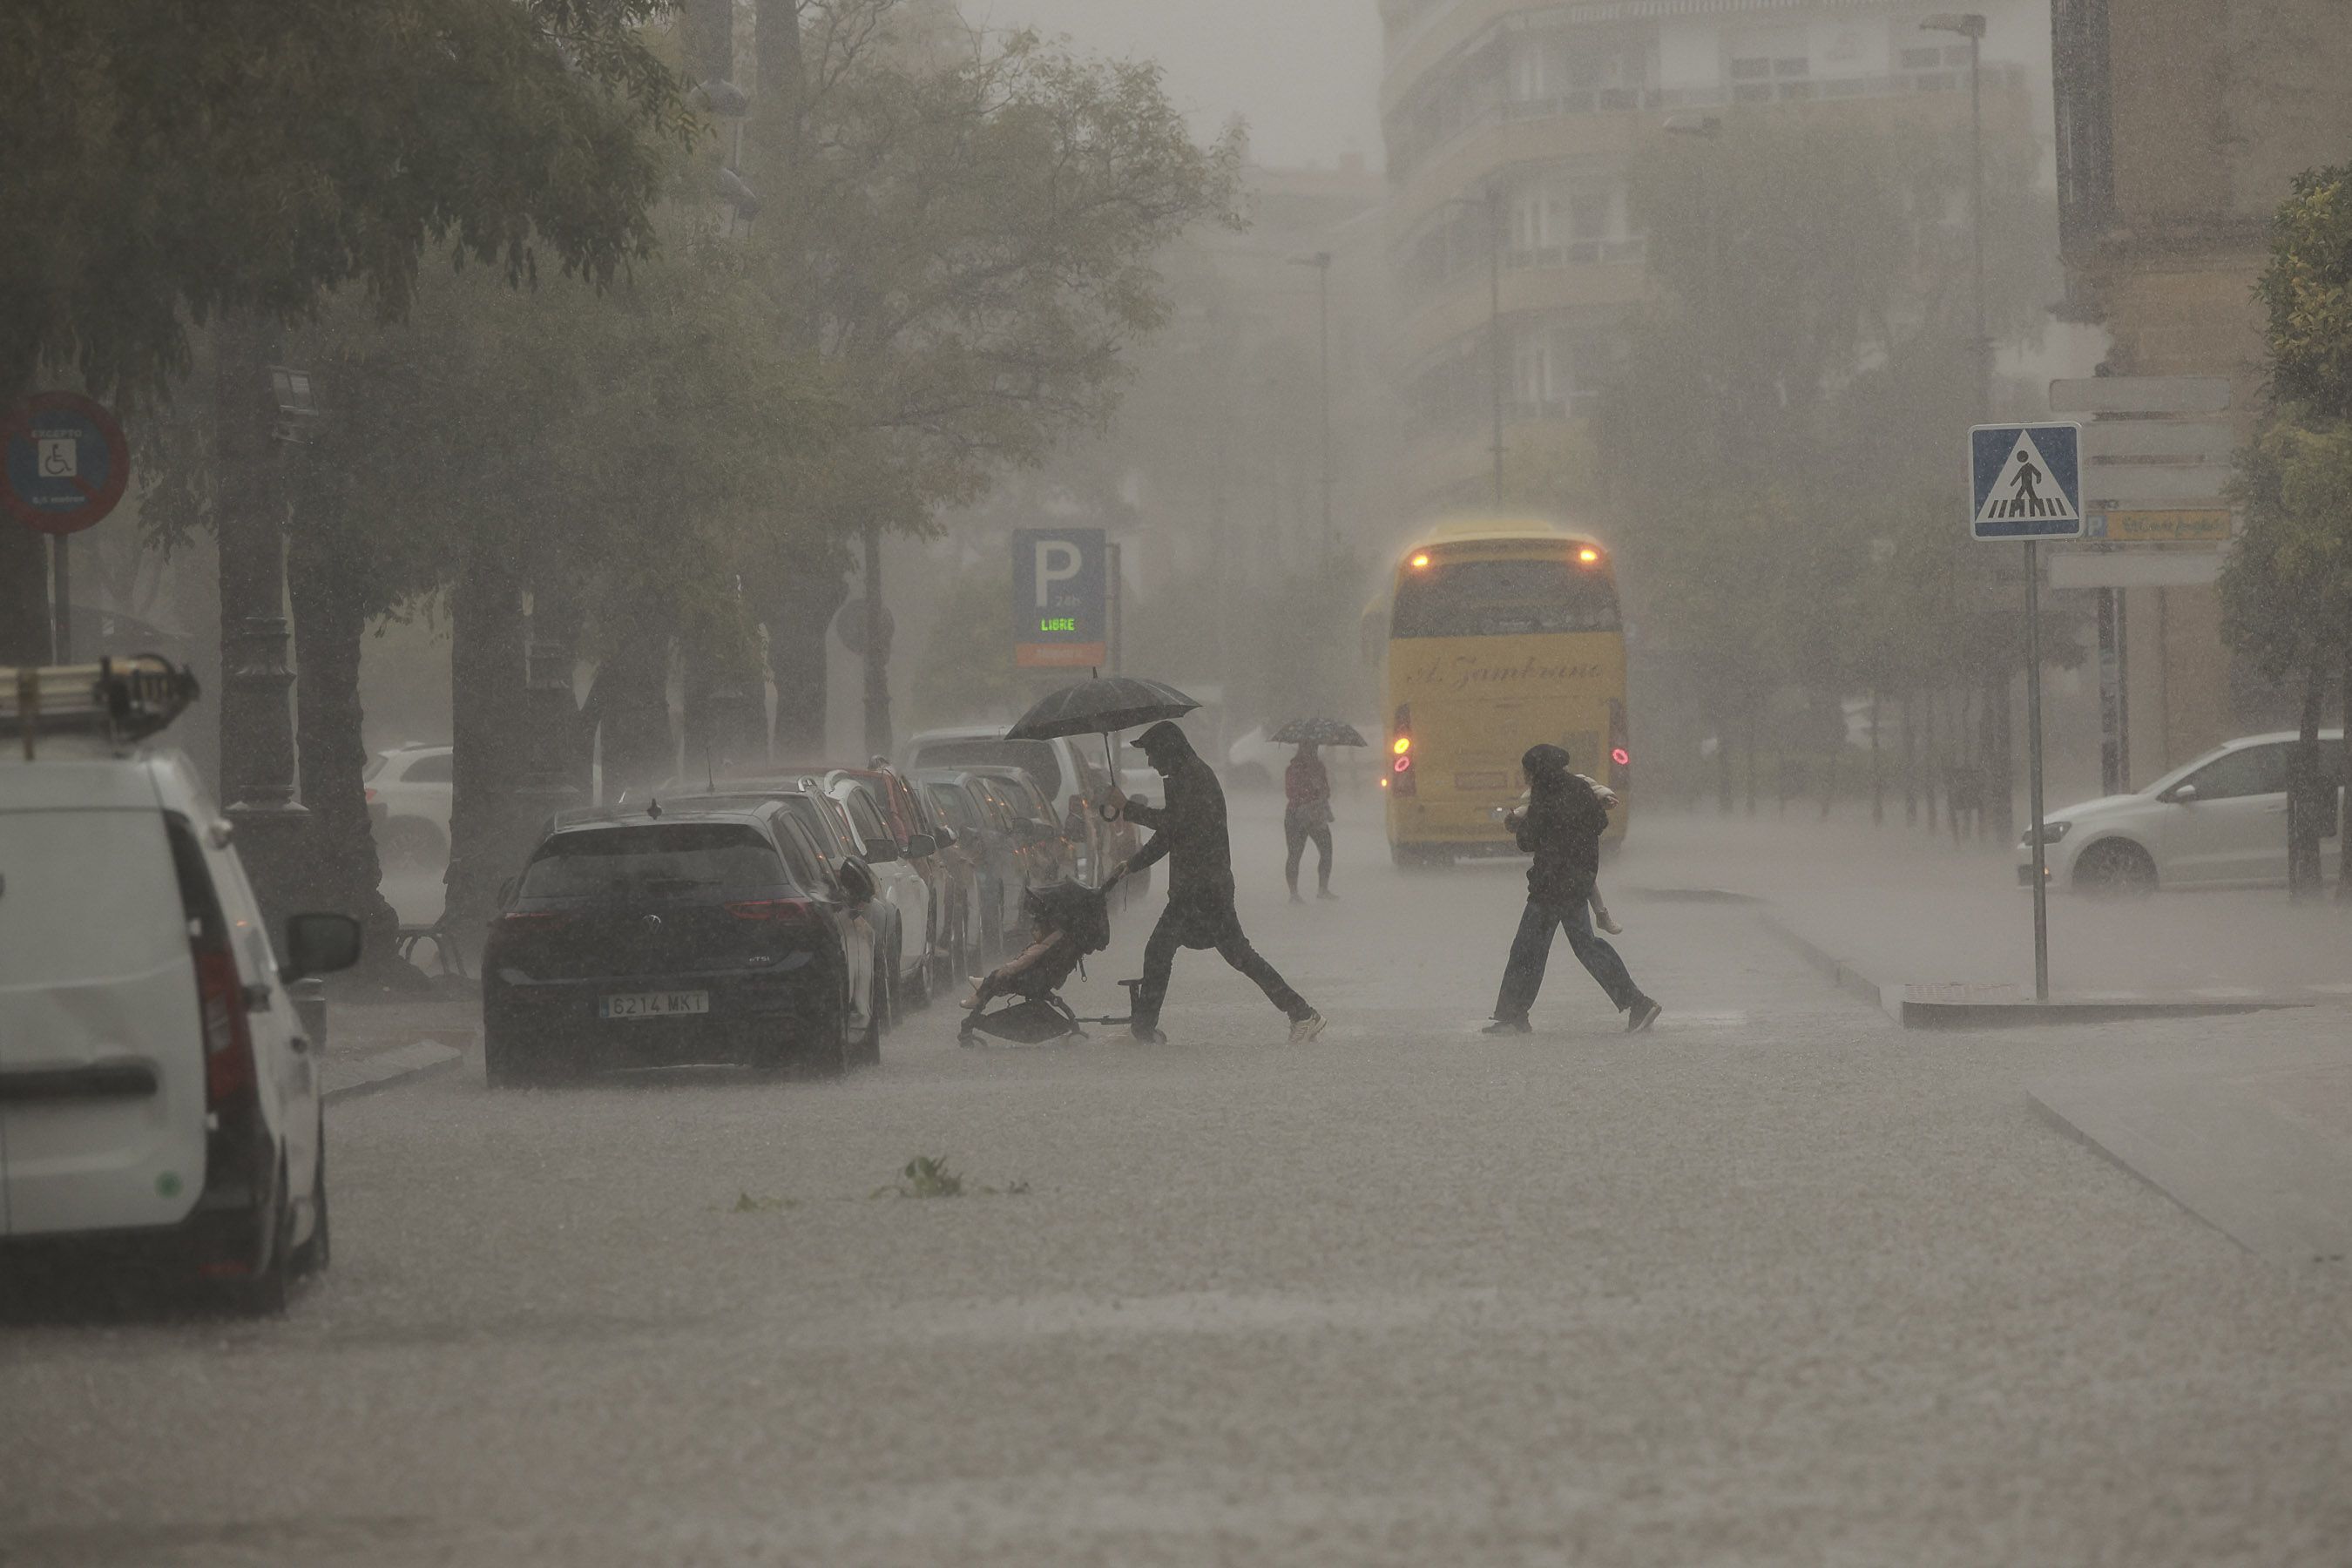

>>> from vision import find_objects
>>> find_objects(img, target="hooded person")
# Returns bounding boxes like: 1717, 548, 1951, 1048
1110, 720, 1326, 1044
1486, 743, 1661, 1035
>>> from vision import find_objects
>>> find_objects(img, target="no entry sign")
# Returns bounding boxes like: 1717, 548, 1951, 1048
3, 392, 131, 535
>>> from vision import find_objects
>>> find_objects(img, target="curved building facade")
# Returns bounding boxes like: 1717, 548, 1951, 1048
1381, 0, 2035, 511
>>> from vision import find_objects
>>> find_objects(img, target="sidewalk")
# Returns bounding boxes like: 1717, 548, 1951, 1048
317, 984, 476, 1101
1617, 808, 2352, 1018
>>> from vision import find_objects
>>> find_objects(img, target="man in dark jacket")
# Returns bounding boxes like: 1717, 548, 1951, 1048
1487, 743, 1661, 1034
1110, 720, 1325, 1044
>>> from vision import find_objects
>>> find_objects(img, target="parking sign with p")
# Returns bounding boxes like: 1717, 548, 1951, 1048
1012, 527, 1107, 668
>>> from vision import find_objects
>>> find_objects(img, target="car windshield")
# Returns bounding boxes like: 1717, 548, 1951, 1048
909, 738, 1063, 798
517, 823, 787, 901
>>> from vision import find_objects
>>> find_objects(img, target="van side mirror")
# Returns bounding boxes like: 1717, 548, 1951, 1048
904, 833, 937, 859
282, 912, 363, 981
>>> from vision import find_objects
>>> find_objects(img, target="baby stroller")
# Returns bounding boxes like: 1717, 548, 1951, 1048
959, 877, 1140, 1044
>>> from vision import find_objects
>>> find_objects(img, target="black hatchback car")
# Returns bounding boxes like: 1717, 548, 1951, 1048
481, 802, 862, 1084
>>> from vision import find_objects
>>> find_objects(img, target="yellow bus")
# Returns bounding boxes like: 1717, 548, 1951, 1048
1377, 519, 1631, 865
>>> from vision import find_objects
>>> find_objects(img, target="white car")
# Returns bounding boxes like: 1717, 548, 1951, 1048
2021, 729, 2345, 893
366, 741, 453, 867
1, 659, 362, 1311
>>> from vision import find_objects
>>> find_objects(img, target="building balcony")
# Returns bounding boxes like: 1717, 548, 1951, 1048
1395, 247, 1651, 371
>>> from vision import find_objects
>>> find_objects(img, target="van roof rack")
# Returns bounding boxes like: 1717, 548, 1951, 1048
1, 656, 200, 759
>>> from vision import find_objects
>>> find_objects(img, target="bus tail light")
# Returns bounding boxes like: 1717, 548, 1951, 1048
1390, 705, 1416, 796
1608, 700, 1631, 791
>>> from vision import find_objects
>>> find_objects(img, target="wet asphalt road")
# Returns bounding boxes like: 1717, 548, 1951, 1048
5, 798, 2350, 1567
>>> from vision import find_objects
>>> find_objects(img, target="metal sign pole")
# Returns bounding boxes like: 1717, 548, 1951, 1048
2024, 539, 2050, 1001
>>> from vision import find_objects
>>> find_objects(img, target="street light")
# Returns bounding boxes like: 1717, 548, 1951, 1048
1439, 193, 1505, 509
1922, 13, 1990, 421
1287, 251, 1335, 556
1663, 115, 1726, 466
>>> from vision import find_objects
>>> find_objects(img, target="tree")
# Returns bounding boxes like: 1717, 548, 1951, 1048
1595, 106, 2058, 823
2232, 166, 2352, 898
739, 0, 1244, 752
0, 0, 693, 663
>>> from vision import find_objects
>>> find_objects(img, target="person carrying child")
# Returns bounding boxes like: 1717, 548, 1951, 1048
1485, 744, 1660, 1035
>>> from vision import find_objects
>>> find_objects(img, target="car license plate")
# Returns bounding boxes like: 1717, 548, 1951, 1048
599, 990, 710, 1020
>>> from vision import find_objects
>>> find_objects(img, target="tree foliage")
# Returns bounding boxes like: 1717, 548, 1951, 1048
0, 0, 694, 405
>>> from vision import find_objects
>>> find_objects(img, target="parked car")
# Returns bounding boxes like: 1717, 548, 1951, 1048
817, 767, 956, 996
963, 765, 1077, 883
915, 769, 1031, 962
1, 658, 362, 1312
904, 726, 1135, 888
721, 775, 936, 1016
364, 741, 452, 868
482, 800, 866, 1084
2020, 729, 2346, 894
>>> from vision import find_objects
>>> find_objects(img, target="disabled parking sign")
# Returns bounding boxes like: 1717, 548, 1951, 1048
3, 392, 131, 535
1970, 422, 2083, 541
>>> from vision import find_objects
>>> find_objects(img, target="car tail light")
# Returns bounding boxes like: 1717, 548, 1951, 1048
1390, 705, 1416, 796
194, 945, 256, 1109
727, 899, 820, 925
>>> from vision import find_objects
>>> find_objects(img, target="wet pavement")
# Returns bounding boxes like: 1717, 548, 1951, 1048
5, 796, 2350, 1566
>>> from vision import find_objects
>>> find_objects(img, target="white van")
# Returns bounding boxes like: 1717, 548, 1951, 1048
0, 659, 360, 1311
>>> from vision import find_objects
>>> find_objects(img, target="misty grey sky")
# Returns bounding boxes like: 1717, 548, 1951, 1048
971, 0, 1384, 170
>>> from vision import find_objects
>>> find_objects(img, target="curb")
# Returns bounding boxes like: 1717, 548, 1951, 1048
1754, 909, 1891, 1017
1756, 908, 2313, 1029
322, 1030, 473, 1103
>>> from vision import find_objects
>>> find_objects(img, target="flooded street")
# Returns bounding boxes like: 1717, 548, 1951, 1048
7, 798, 2348, 1567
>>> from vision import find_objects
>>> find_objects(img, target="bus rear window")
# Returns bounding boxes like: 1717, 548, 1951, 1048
1391, 559, 1620, 638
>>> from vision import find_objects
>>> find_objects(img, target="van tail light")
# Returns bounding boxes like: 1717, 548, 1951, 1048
194, 945, 257, 1109
1389, 704, 1416, 797
727, 899, 820, 925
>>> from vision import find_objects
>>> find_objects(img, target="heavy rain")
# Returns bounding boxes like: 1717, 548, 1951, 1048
3, 2, 2351, 1565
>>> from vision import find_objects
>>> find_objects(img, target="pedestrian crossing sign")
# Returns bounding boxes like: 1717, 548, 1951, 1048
1970, 422, 2083, 541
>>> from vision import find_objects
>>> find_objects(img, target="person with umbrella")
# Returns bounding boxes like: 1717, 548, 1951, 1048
1108, 721, 1326, 1045
1271, 718, 1363, 902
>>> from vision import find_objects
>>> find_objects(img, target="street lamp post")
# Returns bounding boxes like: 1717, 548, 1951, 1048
1662, 115, 1725, 465
1288, 251, 1335, 556
1441, 194, 1506, 509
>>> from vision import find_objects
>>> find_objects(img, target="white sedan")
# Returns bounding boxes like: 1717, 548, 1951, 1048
365, 742, 452, 868
2020, 729, 2344, 893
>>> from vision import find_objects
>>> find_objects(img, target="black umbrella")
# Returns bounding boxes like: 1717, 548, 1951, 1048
1007, 675, 1200, 741
1269, 717, 1369, 747
1007, 674, 1201, 820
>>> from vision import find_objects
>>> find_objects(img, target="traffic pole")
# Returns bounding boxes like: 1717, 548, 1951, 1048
2024, 538, 2051, 1001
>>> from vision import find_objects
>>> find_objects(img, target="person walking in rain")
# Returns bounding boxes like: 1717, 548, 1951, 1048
1283, 740, 1336, 902
1108, 721, 1326, 1045
1486, 743, 1662, 1035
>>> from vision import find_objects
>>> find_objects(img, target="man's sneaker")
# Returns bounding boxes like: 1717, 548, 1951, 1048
1482, 1016, 1531, 1036
1288, 1011, 1327, 1044
1130, 1024, 1167, 1045
1625, 996, 1663, 1033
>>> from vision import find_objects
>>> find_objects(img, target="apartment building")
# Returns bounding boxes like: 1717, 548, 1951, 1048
2051, 0, 2352, 774
1382, 0, 2040, 512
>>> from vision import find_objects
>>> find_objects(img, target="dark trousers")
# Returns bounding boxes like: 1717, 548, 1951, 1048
1493, 896, 1640, 1021
1283, 811, 1333, 893
1136, 905, 1308, 1029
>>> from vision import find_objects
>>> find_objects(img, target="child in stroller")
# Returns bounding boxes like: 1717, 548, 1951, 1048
959, 876, 1125, 1044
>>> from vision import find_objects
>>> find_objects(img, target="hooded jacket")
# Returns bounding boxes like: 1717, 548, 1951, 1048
1120, 721, 1239, 936
1515, 743, 1608, 906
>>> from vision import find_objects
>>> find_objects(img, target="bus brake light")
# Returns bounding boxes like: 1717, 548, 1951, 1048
1612, 747, 1631, 767
1394, 754, 1413, 774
